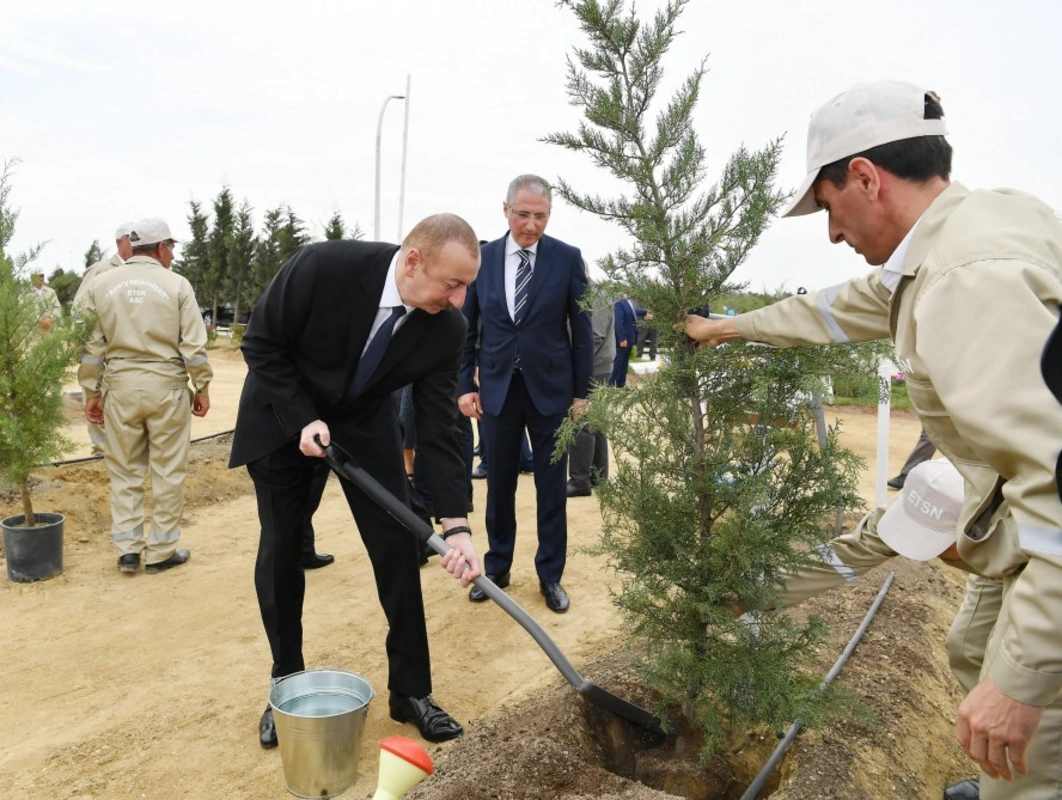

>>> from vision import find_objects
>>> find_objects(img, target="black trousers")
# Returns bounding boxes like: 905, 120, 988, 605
247, 403, 431, 696
481, 371, 568, 582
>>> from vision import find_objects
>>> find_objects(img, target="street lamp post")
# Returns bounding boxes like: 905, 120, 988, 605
375, 92, 405, 241
397, 74, 411, 241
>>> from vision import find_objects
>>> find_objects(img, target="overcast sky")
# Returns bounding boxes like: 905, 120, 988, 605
2, 0, 1060, 293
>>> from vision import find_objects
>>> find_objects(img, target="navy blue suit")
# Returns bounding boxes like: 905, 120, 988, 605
459, 233, 592, 582
610, 298, 644, 387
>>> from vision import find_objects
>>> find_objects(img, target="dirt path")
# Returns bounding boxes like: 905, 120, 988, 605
1, 344, 965, 799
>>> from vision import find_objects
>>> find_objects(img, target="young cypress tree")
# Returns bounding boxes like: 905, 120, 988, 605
549, 0, 874, 756
0, 159, 89, 524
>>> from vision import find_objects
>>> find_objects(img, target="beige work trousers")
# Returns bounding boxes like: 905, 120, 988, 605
903, 567, 1062, 798
87, 420, 106, 456
950, 574, 1062, 799
102, 384, 191, 564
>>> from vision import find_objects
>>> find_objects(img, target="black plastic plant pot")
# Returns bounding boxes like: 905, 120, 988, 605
2, 513, 64, 582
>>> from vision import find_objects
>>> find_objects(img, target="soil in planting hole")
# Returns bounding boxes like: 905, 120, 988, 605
406, 648, 784, 800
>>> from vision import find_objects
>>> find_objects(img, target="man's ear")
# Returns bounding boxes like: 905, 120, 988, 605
502, 201, 510, 218
848, 157, 882, 202
404, 247, 421, 274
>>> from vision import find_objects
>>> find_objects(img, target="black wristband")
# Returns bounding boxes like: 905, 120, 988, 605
440, 525, 472, 540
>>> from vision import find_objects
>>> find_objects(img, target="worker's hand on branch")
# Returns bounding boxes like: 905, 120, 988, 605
683, 315, 742, 348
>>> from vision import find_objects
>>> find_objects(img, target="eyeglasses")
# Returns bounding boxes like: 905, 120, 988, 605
510, 210, 550, 223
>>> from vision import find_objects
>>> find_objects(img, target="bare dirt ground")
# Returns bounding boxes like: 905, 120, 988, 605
0, 345, 974, 799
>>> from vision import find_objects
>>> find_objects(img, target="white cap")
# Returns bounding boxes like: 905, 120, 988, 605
115, 221, 136, 240
782, 81, 949, 217
878, 458, 963, 560
128, 217, 177, 247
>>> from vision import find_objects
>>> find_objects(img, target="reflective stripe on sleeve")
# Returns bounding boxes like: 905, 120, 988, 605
817, 284, 852, 344
815, 542, 858, 581
1017, 523, 1062, 556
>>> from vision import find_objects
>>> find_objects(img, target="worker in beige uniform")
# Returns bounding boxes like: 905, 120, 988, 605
73, 222, 135, 455
686, 81, 1062, 800
29, 270, 63, 333
78, 218, 212, 575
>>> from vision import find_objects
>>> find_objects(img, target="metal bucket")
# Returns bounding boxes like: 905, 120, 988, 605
268, 669, 376, 799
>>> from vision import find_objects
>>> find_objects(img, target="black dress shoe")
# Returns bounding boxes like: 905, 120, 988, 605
520, 462, 534, 474
118, 553, 140, 574
887, 474, 906, 490
469, 571, 510, 602
389, 693, 463, 742
259, 705, 278, 748
471, 463, 488, 480
540, 581, 570, 613
566, 482, 592, 498
302, 552, 335, 570
943, 777, 979, 800
145, 549, 190, 574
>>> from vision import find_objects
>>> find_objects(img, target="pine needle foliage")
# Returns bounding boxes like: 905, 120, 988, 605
0, 159, 90, 525
549, 0, 878, 757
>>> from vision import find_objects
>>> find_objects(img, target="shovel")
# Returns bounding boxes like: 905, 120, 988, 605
318, 438, 664, 735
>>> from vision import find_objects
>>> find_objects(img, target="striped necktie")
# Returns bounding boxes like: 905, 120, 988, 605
514, 249, 532, 325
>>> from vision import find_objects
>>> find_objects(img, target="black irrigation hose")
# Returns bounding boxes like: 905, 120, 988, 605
45, 427, 236, 468
739, 571, 896, 800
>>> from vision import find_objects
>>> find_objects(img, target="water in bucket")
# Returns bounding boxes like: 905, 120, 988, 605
269, 669, 376, 799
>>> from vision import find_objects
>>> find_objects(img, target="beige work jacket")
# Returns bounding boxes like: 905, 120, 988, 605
73, 252, 123, 310
735, 182, 1062, 705
77, 256, 212, 398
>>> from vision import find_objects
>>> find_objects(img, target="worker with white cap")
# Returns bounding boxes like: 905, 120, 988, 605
73, 221, 136, 455
78, 217, 212, 575
686, 81, 1062, 798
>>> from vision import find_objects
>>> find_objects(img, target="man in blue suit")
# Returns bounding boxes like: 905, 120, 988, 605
610, 297, 646, 387
458, 174, 593, 613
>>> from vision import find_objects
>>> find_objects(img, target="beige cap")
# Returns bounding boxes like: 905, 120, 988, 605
782, 81, 949, 217
878, 458, 964, 560
115, 221, 136, 240
128, 217, 177, 247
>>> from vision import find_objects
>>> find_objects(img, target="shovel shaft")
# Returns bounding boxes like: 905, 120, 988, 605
319, 442, 664, 735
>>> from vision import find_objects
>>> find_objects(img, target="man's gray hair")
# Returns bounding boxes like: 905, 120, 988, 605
506, 174, 552, 206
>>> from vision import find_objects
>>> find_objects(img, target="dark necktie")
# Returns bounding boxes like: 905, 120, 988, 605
348, 306, 406, 397
514, 249, 532, 325
513, 249, 532, 371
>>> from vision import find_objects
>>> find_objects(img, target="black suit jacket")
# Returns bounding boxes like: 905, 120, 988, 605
229, 239, 468, 518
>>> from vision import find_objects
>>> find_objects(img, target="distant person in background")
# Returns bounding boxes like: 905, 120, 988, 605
636, 311, 658, 361
567, 277, 615, 498
610, 296, 647, 387
74, 223, 135, 310
29, 270, 62, 333
74, 222, 135, 456
888, 427, 936, 489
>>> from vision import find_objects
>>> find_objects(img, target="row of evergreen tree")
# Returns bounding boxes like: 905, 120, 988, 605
173, 188, 362, 325
49, 187, 362, 323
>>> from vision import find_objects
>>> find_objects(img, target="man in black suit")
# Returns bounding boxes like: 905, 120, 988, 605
229, 214, 483, 748
457, 174, 593, 614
